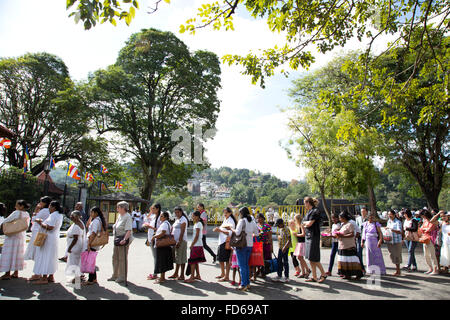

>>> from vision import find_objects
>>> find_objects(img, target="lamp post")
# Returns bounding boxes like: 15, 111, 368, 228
77, 180, 88, 211
43, 158, 50, 196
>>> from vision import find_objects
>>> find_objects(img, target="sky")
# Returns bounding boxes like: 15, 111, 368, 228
0, 0, 393, 182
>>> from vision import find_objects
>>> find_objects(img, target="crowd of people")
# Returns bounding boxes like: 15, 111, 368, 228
0, 196, 449, 293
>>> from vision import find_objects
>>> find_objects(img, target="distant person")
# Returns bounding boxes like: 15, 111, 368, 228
403, 209, 419, 272
76, 202, 88, 225
288, 219, 301, 277
255, 213, 273, 279
293, 214, 311, 278
302, 197, 327, 283
0, 200, 30, 280
267, 207, 275, 226
144, 203, 162, 280
185, 211, 206, 283
64, 210, 86, 285
25, 196, 52, 281
273, 218, 291, 283
169, 207, 189, 281
151, 211, 174, 284
32, 201, 64, 284
361, 212, 386, 275
197, 203, 217, 263
213, 208, 236, 282
419, 209, 439, 275
326, 213, 341, 277
386, 209, 403, 276
85, 206, 107, 285
335, 210, 364, 280
439, 213, 450, 273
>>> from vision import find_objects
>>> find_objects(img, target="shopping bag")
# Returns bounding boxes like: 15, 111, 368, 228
381, 227, 392, 243
33, 229, 48, 247
249, 241, 264, 266
263, 253, 278, 275
80, 251, 98, 274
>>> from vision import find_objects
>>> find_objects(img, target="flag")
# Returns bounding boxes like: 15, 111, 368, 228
85, 172, 94, 182
67, 163, 81, 180
49, 156, 56, 169
98, 181, 107, 191
23, 145, 30, 173
114, 180, 123, 190
0, 138, 11, 149
100, 164, 108, 174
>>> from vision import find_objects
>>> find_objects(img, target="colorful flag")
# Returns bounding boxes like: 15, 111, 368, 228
23, 145, 30, 173
85, 172, 94, 182
49, 156, 56, 169
67, 163, 81, 180
100, 164, 109, 174
0, 138, 11, 149
114, 180, 123, 190
98, 181, 107, 191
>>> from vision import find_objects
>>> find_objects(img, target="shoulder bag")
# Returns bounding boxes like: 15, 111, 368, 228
155, 221, 176, 248
33, 227, 48, 247
230, 219, 247, 248
91, 223, 109, 247
3, 217, 29, 236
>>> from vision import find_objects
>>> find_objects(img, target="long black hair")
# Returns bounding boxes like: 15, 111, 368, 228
16, 200, 31, 211
153, 203, 162, 228
192, 210, 204, 227
225, 207, 237, 226
0, 202, 6, 217
174, 206, 190, 227
49, 201, 62, 213
90, 206, 107, 231
339, 209, 352, 222
239, 207, 252, 223
40, 196, 52, 208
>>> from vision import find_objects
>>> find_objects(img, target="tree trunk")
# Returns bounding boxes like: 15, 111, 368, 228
367, 182, 377, 217
140, 162, 162, 211
319, 187, 331, 226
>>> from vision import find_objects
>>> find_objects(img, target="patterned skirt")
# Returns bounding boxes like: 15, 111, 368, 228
188, 246, 206, 265
337, 247, 364, 278
231, 251, 238, 269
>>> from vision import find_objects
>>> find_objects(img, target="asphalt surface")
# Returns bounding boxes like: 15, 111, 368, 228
0, 226, 449, 300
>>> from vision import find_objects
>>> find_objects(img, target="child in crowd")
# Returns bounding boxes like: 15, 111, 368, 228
230, 248, 241, 285
288, 219, 301, 277
294, 214, 311, 278
273, 218, 291, 282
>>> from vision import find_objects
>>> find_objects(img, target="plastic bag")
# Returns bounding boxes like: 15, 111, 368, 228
80, 251, 98, 274
381, 227, 392, 243
249, 241, 264, 266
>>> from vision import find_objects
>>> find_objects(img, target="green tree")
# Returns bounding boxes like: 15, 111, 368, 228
0, 52, 106, 175
88, 29, 221, 205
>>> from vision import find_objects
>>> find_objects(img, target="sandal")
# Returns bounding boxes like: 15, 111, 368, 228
154, 278, 165, 284
177, 276, 185, 281
28, 275, 40, 281
318, 275, 327, 283
184, 278, 195, 283
305, 278, 317, 282
33, 279, 49, 285
0, 275, 11, 280
168, 275, 178, 279
215, 275, 225, 279
218, 278, 229, 282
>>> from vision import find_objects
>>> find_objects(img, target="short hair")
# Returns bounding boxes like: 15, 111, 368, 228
257, 213, 265, 220
40, 196, 52, 208
304, 196, 319, 207
71, 210, 82, 218
117, 201, 129, 211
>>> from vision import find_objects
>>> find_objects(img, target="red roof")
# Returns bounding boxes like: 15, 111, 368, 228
0, 125, 14, 139
36, 171, 64, 195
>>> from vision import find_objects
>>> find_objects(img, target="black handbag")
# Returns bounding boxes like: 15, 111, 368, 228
114, 235, 129, 246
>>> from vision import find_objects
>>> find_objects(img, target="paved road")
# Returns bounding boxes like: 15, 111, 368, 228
0, 226, 449, 300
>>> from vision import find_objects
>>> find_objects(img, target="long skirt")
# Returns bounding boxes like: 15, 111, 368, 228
337, 247, 364, 278
365, 235, 386, 275
0, 232, 26, 272
263, 243, 272, 261
440, 242, 450, 267
24, 230, 39, 261
188, 246, 206, 265
154, 246, 174, 274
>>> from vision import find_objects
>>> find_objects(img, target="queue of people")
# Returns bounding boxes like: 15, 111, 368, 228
0, 196, 449, 291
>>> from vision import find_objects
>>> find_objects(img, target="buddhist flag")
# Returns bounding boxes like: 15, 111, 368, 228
67, 163, 81, 180
23, 145, 30, 173
0, 138, 11, 149
114, 180, 123, 190
100, 164, 108, 174
98, 181, 107, 191
49, 156, 56, 169
85, 172, 94, 182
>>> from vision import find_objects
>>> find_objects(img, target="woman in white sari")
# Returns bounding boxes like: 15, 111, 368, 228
0, 200, 31, 280
24, 197, 51, 262
31, 200, 64, 285
65, 210, 86, 284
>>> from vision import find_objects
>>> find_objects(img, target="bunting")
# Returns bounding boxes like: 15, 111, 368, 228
100, 164, 109, 174
49, 156, 56, 169
85, 172, 94, 182
114, 180, 123, 190
67, 163, 81, 180
23, 145, 30, 174
0, 138, 11, 149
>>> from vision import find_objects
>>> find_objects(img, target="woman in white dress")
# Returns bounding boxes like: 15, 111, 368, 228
31, 200, 64, 285
0, 200, 31, 280
213, 207, 237, 282
65, 210, 86, 284
440, 213, 450, 272
24, 196, 51, 264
